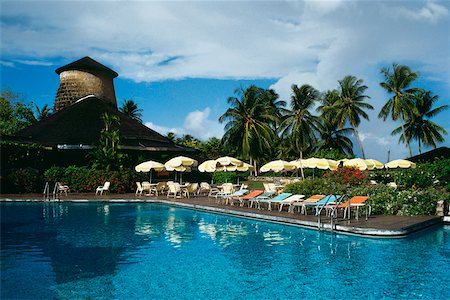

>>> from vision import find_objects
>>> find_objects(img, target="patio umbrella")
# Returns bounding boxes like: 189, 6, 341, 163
215, 156, 244, 167
260, 160, 296, 173
198, 160, 218, 173
303, 158, 338, 170
343, 158, 373, 171
385, 159, 416, 169
165, 156, 198, 183
135, 160, 165, 183
364, 159, 385, 170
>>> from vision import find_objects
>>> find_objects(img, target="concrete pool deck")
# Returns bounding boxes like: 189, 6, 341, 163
1, 193, 445, 238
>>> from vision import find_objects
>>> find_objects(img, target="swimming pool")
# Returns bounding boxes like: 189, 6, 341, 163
1, 202, 449, 299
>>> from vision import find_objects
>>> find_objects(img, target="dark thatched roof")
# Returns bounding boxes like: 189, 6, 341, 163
409, 147, 450, 162
8, 96, 192, 152
55, 56, 118, 78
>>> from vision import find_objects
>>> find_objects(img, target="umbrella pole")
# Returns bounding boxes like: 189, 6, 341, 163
150, 170, 152, 184
180, 172, 183, 184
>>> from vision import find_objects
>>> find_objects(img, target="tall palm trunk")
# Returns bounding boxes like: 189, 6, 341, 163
399, 117, 413, 157
418, 137, 421, 154
299, 151, 305, 179
352, 124, 366, 159
252, 158, 258, 177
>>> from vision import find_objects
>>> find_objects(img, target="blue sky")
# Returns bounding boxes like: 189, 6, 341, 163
1, 0, 449, 162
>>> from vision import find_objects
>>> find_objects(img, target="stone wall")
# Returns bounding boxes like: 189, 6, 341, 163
54, 70, 117, 111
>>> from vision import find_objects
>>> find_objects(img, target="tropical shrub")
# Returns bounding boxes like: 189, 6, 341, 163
212, 172, 238, 185
4, 168, 43, 193
323, 166, 367, 186
348, 185, 446, 215
44, 166, 147, 193
284, 177, 347, 198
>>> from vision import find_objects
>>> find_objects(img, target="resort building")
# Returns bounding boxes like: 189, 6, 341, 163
6, 56, 194, 166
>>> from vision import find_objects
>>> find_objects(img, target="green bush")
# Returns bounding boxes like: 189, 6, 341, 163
44, 166, 147, 193
4, 168, 43, 193
212, 172, 238, 184
349, 185, 447, 216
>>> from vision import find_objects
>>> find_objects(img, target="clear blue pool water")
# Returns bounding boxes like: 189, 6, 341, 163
1, 202, 449, 299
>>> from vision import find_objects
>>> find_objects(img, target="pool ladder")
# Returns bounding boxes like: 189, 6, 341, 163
316, 193, 351, 232
43, 182, 62, 201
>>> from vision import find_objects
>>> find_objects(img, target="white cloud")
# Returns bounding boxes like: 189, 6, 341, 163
15, 59, 53, 66
396, 0, 448, 23
144, 122, 182, 136
0, 60, 15, 67
1, 0, 449, 159
183, 107, 224, 140
145, 107, 223, 141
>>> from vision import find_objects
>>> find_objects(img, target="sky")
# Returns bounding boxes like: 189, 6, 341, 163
1, 0, 449, 163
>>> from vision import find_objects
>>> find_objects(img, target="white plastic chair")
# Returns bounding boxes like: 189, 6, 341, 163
96, 182, 110, 195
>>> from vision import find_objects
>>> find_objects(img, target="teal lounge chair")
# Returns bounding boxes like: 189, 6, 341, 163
302, 194, 340, 215
248, 191, 276, 208
257, 193, 293, 211
224, 189, 249, 205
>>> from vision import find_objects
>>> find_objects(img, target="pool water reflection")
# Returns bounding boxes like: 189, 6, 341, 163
1, 202, 449, 299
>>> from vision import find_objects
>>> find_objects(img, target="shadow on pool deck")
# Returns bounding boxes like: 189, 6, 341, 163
1, 193, 444, 237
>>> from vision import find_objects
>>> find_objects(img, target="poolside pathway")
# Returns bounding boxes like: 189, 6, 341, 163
1, 193, 443, 237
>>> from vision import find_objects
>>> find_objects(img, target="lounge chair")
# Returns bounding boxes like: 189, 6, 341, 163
215, 183, 235, 202
289, 194, 325, 213
224, 189, 249, 205
151, 182, 167, 196
167, 182, 182, 198
263, 182, 277, 193
302, 194, 340, 215
257, 193, 293, 211
278, 194, 305, 212
96, 182, 110, 195
337, 196, 370, 220
55, 182, 70, 196
230, 190, 264, 207
248, 191, 276, 208
135, 182, 144, 196
183, 183, 199, 198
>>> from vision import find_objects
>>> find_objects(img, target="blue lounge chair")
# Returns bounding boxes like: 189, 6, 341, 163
302, 194, 340, 215
257, 193, 293, 211
248, 191, 276, 208
223, 189, 249, 205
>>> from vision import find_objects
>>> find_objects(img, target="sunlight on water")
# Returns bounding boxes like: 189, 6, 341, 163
1, 202, 449, 299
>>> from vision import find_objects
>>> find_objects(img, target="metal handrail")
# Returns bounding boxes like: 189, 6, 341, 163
329, 193, 351, 231
316, 194, 342, 229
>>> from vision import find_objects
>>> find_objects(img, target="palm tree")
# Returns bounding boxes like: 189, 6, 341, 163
260, 89, 287, 131
219, 85, 278, 175
280, 84, 320, 178
34, 103, 52, 121
379, 63, 420, 157
317, 89, 340, 116
327, 75, 373, 159
120, 99, 143, 123
316, 115, 354, 155
392, 90, 448, 154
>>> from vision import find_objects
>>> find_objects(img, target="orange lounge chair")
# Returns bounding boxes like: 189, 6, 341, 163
290, 194, 325, 213
338, 196, 370, 220
229, 190, 264, 207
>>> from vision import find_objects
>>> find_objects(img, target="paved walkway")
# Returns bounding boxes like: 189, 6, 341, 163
1, 193, 443, 237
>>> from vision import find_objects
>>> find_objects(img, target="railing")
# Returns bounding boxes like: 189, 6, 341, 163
43, 182, 50, 201
316, 193, 350, 231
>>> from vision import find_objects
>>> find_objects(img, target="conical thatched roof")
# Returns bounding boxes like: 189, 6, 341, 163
55, 56, 118, 78
9, 96, 192, 152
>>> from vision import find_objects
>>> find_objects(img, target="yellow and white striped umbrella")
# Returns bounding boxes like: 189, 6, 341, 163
260, 160, 296, 173
135, 160, 165, 172
198, 160, 218, 173
364, 159, 385, 170
302, 158, 338, 170
215, 156, 244, 167
385, 159, 416, 169
290, 159, 311, 169
343, 158, 373, 170
165, 156, 198, 169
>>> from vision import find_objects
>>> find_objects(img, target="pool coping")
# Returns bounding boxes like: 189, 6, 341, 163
1, 196, 444, 238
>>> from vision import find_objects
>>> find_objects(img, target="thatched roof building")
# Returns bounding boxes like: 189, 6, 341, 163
11, 95, 190, 153
4, 57, 194, 166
